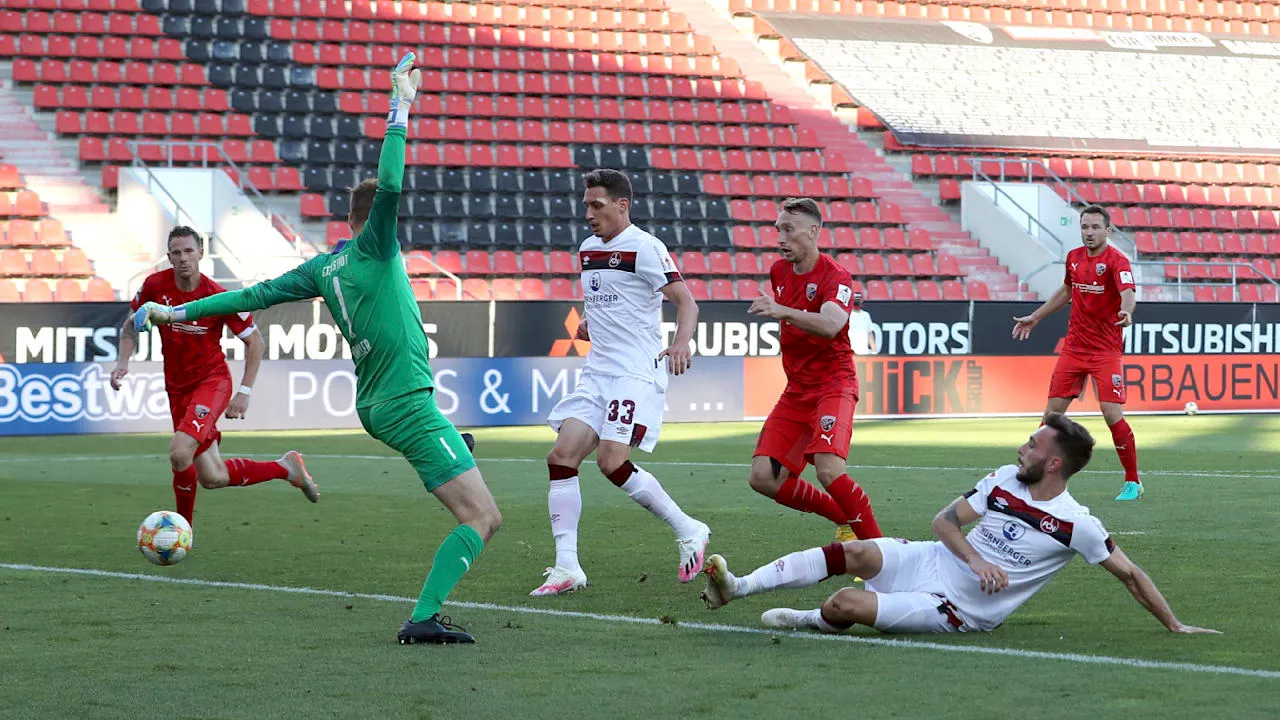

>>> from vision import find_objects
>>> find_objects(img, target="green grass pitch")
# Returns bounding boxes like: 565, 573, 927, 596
1, 415, 1277, 718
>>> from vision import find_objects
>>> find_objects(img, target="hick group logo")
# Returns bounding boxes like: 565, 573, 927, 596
743, 355, 1280, 418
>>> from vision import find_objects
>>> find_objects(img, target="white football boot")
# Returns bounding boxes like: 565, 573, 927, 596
676, 521, 711, 583
761, 608, 826, 632
700, 553, 739, 610
529, 566, 588, 597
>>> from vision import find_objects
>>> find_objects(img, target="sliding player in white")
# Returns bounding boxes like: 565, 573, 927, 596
702, 413, 1217, 637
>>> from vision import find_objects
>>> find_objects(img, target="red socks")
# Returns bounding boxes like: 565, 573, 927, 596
172, 465, 197, 525
776, 476, 847, 526
225, 458, 289, 486
825, 474, 883, 539
821, 542, 847, 577
605, 460, 637, 487
1109, 419, 1140, 483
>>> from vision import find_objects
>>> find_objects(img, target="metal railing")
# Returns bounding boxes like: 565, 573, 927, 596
404, 252, 463, 301
963, 156, 1071, 258
1133, 259, 1278, 302
1025, 258, 1276, 303
961, 155, 1137, 255
125, 139, 313, 255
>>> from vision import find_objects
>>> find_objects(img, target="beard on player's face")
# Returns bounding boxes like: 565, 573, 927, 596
1016, 456, 1048, 485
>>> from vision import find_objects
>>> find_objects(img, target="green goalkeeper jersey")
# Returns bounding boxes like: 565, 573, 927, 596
176, 127, 432, 408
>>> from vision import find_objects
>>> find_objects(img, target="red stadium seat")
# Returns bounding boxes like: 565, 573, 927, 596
23, 279, 54, 302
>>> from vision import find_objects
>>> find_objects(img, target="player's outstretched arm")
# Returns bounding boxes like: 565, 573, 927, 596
932, 498, 1009, 595
1100, 547, 1220, 634
658, 280, 698, 375
1012, 283, 1071, 340
355, 53, 419, 262
137, 263, 320, 331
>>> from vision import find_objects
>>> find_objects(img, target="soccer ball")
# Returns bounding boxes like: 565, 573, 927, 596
137, 510, 193, 566
1184, 401, 1199, 415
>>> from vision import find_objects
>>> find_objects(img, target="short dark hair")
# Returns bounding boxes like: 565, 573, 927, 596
1043, 412, 1094, 479
349, 178, 379, 230
167, 225, 202, 252
1079, 204, 1112, 228
583, 168, 632, 204
781, 197, 823, 226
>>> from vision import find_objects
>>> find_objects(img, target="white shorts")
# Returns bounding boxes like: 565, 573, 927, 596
863, 538, 969, 633
546, 371, 665, 453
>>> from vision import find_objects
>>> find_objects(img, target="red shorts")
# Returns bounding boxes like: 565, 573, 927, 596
754, 386, 857, 476
168, 374, 232, 457
1048, 351, 1126, 404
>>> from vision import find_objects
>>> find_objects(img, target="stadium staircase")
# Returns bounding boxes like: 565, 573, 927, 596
1, 64, 145, 300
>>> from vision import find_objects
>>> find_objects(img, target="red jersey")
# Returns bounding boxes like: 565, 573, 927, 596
769, 253, 858, 394
131, 271, 256, 393
1062, 244, 1135, 356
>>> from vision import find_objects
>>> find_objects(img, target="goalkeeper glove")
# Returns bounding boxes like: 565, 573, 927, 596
388, 52, 422, 130
133, 301, 174, 332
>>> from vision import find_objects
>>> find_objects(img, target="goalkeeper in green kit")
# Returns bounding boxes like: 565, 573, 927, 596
135, 54, 501, 645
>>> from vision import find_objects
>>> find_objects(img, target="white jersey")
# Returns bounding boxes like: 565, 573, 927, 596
848, 309, 875, 354
579, 224, 682, 388
937, 465, 1115, 630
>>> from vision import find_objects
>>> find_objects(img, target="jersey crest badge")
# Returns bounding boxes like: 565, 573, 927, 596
589, 272, 602, 292
1039, 517, 1060, 534
820, 415, 836, 432
608, 252, 622, 268
1112, 373, 1123, 388
1095, 263, 1107, 276
194, 404, 210, 419
805, 283, 818, 300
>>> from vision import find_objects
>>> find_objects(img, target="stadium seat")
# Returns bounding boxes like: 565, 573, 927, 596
23, 279, 54, 302
548, 278, 575, 300
520, 278, 548, 300
709, 279, 735, 300
54, 278, 84, 302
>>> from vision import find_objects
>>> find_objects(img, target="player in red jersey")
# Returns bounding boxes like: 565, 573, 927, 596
112, 226, 318, 525
1013, 205, 1141, 501
745, 198, 883, 541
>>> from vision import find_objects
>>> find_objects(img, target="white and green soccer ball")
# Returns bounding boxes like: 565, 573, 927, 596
137, 510, 193, 566
1184, 401, 1199, 415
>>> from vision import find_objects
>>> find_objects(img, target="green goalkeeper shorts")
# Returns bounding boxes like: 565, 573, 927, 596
357, 389, 477, 491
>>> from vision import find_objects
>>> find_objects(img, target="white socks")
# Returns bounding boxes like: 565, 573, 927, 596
548, 477, 582, 573
619, 464, 702, 538
741, 547, 830, 596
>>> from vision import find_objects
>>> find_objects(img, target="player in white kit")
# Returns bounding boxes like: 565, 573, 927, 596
531, 168, 710, 597
701, 413, 1218, 636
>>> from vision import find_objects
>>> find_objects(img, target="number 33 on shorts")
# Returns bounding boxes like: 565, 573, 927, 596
546, 372, 666, 453
607, 399, 636, 425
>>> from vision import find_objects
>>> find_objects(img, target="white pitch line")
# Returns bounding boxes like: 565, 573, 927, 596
4, 453, 1279, 480
0, 563, 1272, 680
